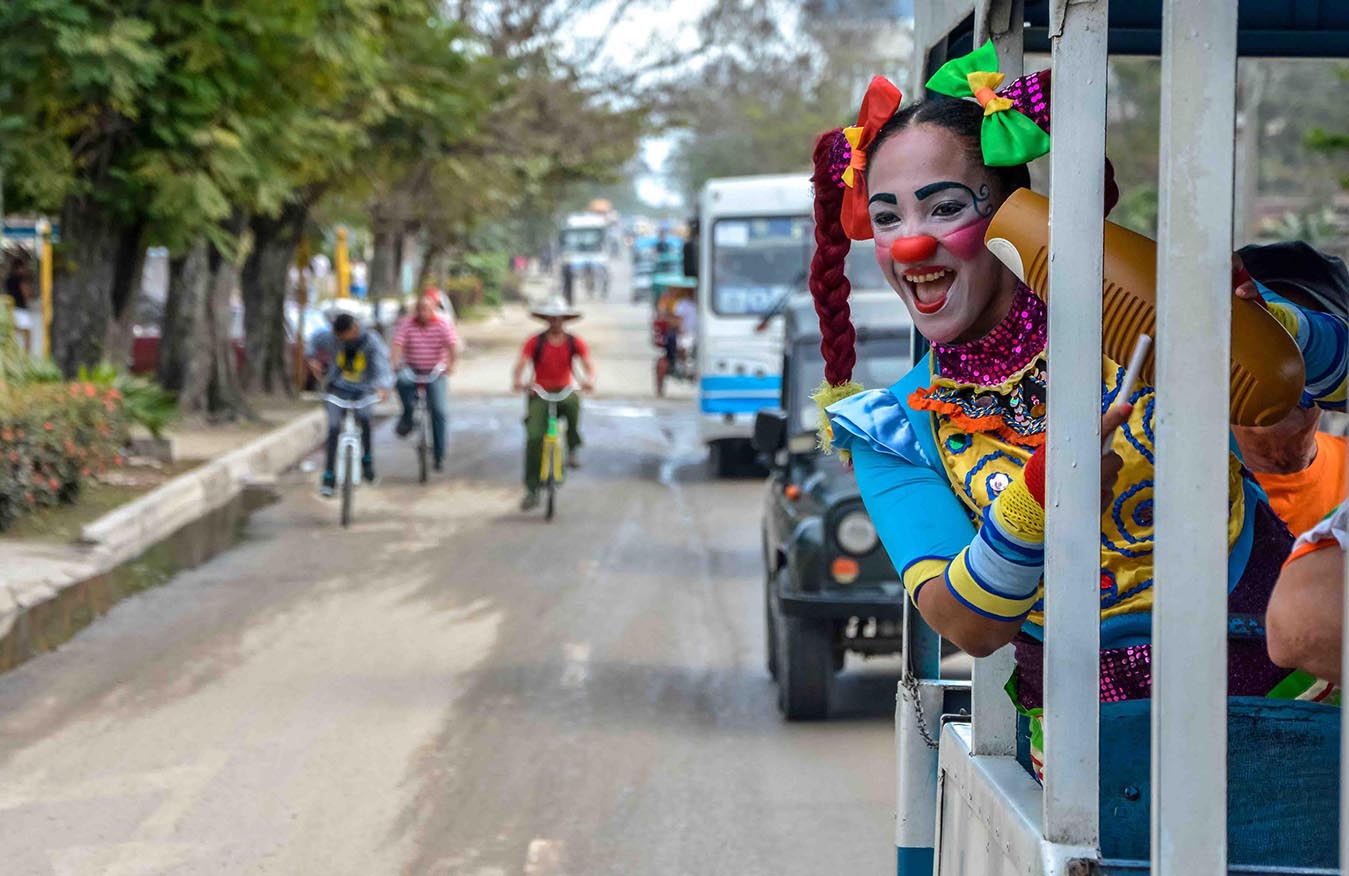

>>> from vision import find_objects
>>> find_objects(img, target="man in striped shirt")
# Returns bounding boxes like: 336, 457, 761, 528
391, 295, 458, 471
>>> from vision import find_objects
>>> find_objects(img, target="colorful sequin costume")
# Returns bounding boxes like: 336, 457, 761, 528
827, 282, 1346, 775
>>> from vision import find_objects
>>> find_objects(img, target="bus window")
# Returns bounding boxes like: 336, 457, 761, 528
710, 216, 813, 316
560, 228, 604, 253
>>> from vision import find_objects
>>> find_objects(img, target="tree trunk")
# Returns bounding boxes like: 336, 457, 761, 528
164, 237, 250, 418
104, 220, 148, 371
50, 196, 124, 376
158, 242, 209, 393
369, 207, 399, 301
240, 201, 307, 394
416, 239, 446, 293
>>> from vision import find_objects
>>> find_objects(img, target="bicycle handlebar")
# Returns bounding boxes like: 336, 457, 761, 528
410, 363, 447, 384
530, 384, 577, 403
323, 394, 380, 409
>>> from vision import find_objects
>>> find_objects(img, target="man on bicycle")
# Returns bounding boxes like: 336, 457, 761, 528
307, 312, 392, 496
391, 294, 458, 472
510, 298, 596, 510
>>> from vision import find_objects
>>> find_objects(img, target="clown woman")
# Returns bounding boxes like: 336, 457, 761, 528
809, 41, 1347, 778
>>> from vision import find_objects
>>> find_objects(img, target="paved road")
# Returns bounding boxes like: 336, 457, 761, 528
0, 294, 902, 876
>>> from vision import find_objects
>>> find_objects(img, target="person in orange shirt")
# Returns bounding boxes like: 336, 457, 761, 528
1233, 406, 1347, 538
1232, 242, 1349, 537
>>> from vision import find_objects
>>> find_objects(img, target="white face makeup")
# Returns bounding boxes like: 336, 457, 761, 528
865, 124, 1020, 345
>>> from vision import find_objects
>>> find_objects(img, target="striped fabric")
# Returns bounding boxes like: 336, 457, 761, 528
394, 316, 457, 372
944, 476, 1046, 620
1266, 291, 1348, 408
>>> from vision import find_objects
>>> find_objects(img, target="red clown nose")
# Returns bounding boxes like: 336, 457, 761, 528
890, 235, 939, 264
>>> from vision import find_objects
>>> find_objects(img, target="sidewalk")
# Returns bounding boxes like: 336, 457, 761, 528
0, 399, 327, 673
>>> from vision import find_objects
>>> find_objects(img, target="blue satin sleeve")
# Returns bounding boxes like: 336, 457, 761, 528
851, 444, 977, 597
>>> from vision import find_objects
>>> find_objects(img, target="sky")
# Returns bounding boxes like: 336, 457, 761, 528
568, 0, 718, 211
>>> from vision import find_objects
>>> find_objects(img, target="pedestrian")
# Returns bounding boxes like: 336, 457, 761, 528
510, 298, 596, 510
391, 294, 458, 472
561, 262, 575, 306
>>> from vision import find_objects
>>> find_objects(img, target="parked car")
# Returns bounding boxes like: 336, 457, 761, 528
753, 293, 913, 719
129, 298, 247, 376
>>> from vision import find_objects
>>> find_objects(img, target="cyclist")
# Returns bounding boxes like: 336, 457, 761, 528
391, 294, 458, 472
510, 298, 596, 510
306, 312, 391, 496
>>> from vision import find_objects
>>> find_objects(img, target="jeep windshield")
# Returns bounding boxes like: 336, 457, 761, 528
710, 216, 812, 316
791, 335, 911, 435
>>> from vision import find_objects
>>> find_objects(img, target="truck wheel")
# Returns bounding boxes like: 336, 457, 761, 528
765, 568, 782, 680
709, 440, 737, 478
777, 615, 833, 720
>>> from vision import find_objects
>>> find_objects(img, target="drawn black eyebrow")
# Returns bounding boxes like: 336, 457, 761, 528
868, 192, 898, 205
914, 181, 969, 201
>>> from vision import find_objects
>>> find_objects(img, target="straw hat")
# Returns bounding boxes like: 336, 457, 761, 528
529, 297, 582, 320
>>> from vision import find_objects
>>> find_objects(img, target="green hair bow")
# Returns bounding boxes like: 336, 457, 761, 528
925, 39, 1051, 167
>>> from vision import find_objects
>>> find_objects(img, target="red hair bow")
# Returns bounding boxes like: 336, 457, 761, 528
840, 76, 902, 241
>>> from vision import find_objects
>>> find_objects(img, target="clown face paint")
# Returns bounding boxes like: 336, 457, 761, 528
866, 124, 1021, 344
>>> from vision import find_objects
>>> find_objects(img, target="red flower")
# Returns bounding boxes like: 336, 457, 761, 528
43, 422, 53, 432
84, 383, 97, 398
47, 477, 58, 490
106, 388, 122, 401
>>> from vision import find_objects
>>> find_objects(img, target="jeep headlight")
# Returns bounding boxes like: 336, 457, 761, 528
835, 509, 878, 555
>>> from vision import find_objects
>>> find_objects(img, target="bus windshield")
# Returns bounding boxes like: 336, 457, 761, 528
561, 228, 604, 253
711, 216, 812, 316
790, 334, 909, 433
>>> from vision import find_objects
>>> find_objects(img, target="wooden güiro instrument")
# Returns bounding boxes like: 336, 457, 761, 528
983, 188, 1304, 427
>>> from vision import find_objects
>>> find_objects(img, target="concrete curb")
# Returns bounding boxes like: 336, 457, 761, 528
81, 409, 326, 563
0, 407, 326, 673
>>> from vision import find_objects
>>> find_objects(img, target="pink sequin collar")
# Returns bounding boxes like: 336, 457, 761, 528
931, 284, 1047, 388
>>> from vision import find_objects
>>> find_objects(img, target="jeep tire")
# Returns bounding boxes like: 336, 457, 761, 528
765, 568, 782, 680
776, 614, 833, 720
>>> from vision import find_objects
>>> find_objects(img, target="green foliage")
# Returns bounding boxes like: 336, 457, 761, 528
0, 380, 128, 532
78, 363, 177, 439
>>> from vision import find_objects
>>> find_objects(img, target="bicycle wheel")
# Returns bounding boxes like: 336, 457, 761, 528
544, 475, 556, 521
417, 405, 429, 484
340, 443, 355, 527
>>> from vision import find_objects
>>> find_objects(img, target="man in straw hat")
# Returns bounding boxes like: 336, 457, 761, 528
511, 297, 596, 510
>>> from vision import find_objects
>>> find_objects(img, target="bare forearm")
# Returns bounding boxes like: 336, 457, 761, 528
915, 577, 1024, 657
1267, 548, 1345, 683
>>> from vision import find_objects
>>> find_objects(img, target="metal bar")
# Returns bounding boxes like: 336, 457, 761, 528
976, 0, 1026, 79
971, 645, 1017, 756
895, 595, 942, 873
1043, 0, 1108, 849
1151, 1, 1238, 873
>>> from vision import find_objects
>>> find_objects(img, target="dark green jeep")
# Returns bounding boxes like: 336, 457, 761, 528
753, 294, 914, 720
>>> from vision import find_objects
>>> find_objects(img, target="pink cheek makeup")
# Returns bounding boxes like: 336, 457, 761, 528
939, 216, 993, 261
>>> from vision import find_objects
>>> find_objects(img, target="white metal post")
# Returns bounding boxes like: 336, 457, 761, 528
970, 0, 1026, 762
1043, 0, 1108, 851
1152, 1, 1239, 873
976, 0, 1026, 80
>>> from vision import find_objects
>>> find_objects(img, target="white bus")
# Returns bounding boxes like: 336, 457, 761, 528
559, 212, 610, 297
697, 174, 898, 475
697, 174, 814, 475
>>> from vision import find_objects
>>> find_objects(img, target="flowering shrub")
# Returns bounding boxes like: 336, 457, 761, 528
0, 382, 128, 531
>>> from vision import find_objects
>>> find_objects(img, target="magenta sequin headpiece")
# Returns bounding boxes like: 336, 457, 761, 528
999, 70, 1051, 135
932, 284, 1047, 387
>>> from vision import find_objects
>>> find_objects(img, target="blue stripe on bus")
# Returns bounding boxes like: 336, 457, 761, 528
700, 397, 776, 414
699, 374, 782, 392
897, 846, 934, 875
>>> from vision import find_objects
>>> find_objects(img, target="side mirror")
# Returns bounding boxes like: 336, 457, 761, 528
752, 408, 789, 455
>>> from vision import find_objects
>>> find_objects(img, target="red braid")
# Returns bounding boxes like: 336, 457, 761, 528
810, 129, 856, 387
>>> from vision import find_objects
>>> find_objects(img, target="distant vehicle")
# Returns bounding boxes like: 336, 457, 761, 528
129, 298, 248, 376
696, 173, 891, 476
753, 292, 912, 719
560, 212, 611, 298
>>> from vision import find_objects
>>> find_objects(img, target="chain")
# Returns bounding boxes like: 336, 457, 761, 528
900, 669, 941, 750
